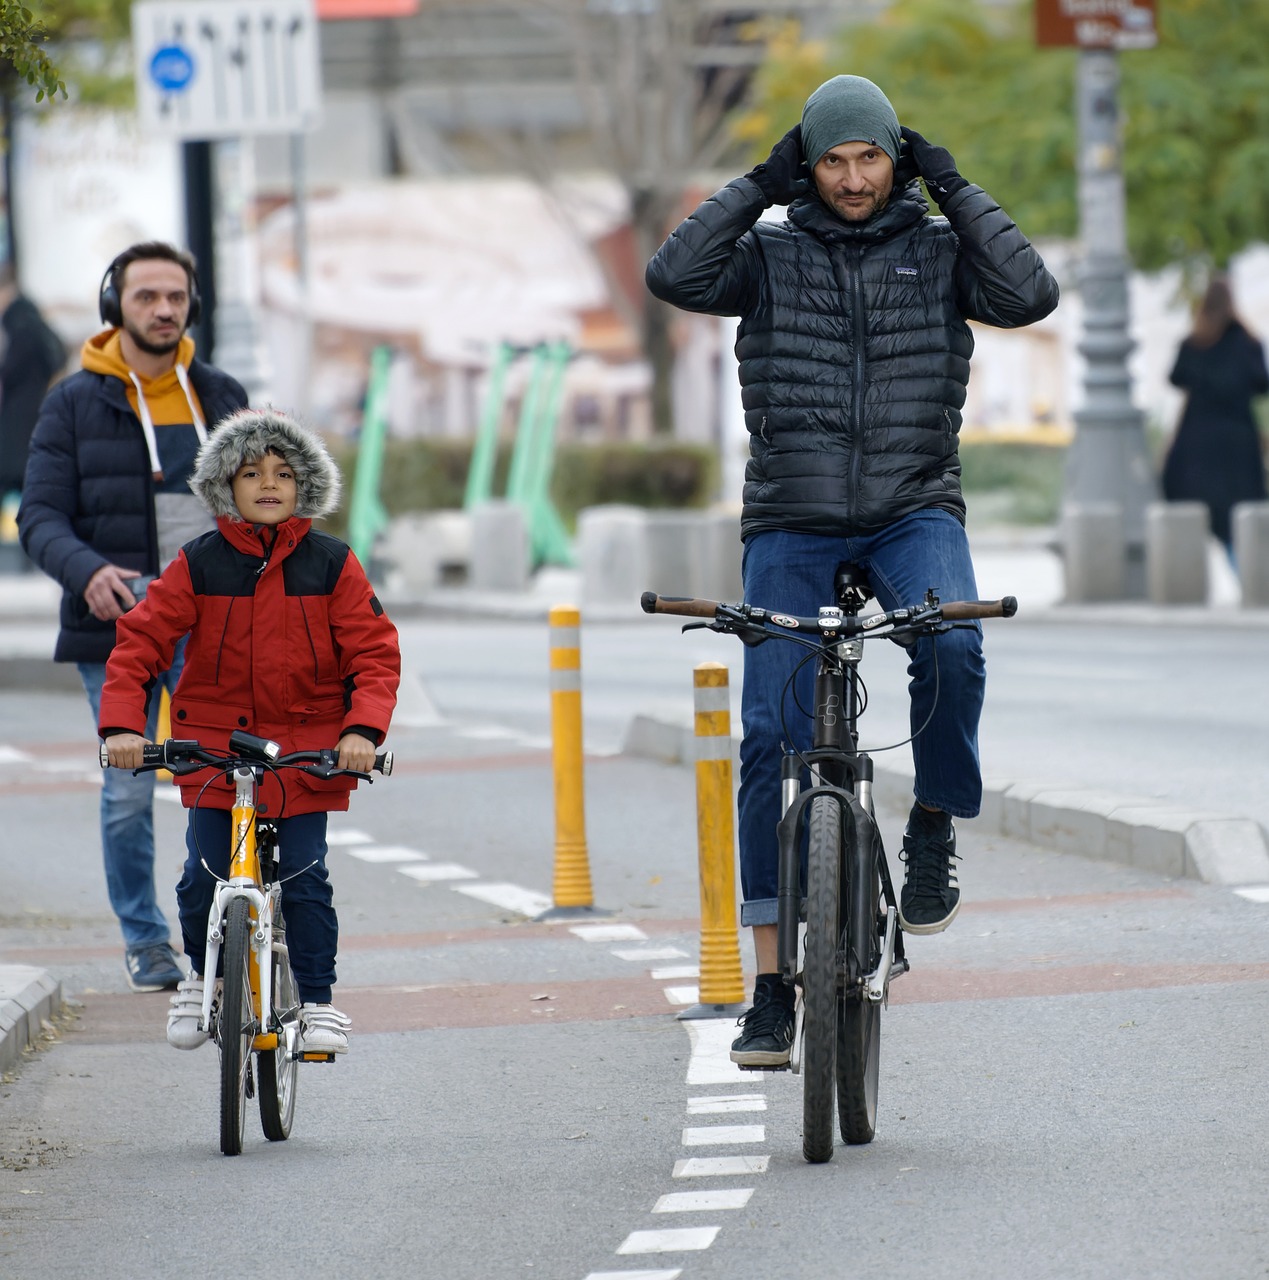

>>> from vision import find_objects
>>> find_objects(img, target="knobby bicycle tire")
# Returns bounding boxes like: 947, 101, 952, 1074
837, 815, 882, 1145
219, 897, 255, 1157
257, 918, 299, 1142
802, 794, 844, 1165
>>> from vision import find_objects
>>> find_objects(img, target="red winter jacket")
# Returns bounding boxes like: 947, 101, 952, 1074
99, 514, 400, 815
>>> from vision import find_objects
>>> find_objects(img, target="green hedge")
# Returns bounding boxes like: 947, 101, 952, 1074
326, 438, 718, 538
958, 441, 1066, 525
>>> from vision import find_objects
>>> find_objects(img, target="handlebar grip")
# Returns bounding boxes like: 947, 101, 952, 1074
941, 596, 1018, 621
640, 591, 721, 619
100, 741, 172, 768
376, 750, 393, 777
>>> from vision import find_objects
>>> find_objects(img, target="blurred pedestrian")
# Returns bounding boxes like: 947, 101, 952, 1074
0, 263, 66, 498
18, 242, 248, 992
1162, 275, 1269, 556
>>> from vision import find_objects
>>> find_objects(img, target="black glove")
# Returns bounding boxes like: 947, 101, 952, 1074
899, 126, 969, 206
744, 125, 810, 208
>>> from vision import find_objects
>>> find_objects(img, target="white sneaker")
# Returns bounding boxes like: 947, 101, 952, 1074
300, 1003, 351, 1055
166, 977, 212, 1050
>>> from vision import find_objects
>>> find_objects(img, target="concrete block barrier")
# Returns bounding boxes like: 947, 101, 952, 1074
1234, 502, 1269, 606
579, 505, 650, 608
646, 511, 703, 598
470, 501, 529, 593
1146, 501, 1208, 604
379, 512, 471, 592
0, 966, 61, 1075
1061, 502, 1126, 602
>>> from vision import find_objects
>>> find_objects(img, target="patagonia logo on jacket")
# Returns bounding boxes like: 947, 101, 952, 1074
894, 265, 919, 279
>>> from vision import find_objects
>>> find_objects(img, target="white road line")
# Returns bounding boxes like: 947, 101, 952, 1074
653, 1188, 753, 1213
1235, 885, 1269, 903
585, 1270, 683, 1280
673, 1155, 770, 1178
570, 924, 648, 942
687, 1095, 766, 1115
326, 828, 374, 846
397, 863, 479, 882
453, 882, 553, 917
684, 1020, 748, 1085
612, 946, 689, 962
0, 746, 32, 763
681, 1125, 764, 1147
339, 844, 427, 863
616, 1228, 720, 1255
663, 986, 699, 1005
650, 966, 699, 980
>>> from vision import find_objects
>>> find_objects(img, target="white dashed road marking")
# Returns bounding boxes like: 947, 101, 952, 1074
1235, 885, 1269, 903
687, 1095, 766, 1115
397, 863, 479, 882
611, 947, 689, 962
653, 1188, 753, 1213
649, 966, 699, 981
673, 1155, 770, 1178
326, 828, 374, 845
340, 844, 427, 863
662, 986, 699, 1006
453, 882, 553, 917
681, 1125, 764, 1147
616, 1228, 721, 1255
570, 924, 648, 942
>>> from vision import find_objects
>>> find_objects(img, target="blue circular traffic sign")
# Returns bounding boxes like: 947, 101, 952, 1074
149, 44, 195, 93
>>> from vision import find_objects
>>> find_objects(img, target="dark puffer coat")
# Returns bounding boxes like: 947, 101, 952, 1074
646, 177, 1060, 537
17, 360, 247, 662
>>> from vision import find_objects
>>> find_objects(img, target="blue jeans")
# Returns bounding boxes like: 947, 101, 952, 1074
737, 512, 986, 926
177, 809, 337, 1005
79, 637, 187, 951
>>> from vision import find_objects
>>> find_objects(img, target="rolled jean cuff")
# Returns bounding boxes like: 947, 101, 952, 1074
740, 898, 780, 927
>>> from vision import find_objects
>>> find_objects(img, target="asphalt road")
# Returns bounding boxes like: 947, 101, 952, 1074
2, 676, 1269, 1279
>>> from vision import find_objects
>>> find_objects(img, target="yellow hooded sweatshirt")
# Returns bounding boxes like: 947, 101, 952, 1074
81, 329, 214, 568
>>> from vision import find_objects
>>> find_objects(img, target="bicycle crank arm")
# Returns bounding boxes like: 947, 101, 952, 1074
789, 992, 805, 1076
865, 906, 899, 1003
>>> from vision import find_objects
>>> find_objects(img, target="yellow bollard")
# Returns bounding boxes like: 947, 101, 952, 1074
678, 661, 746, 1019
539, 605, 604, 918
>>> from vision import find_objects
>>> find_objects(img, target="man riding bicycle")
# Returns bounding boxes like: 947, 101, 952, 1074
646, 73, 1058, 1066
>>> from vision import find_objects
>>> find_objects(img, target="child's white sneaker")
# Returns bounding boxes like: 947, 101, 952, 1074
300, 1003, 351, 1055
166, 976, 212, 1050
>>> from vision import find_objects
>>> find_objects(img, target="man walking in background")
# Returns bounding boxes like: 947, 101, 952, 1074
19, 242, 248, 991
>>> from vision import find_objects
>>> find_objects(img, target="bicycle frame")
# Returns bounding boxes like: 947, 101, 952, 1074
771, 600, 905, 1016
198, 765, 297, 1060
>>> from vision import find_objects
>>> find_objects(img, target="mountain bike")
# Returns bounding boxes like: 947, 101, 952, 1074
642, 565, 1015, 1163
101, 729, 392, 1156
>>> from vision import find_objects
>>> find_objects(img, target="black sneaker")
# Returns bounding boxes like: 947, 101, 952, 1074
898, 805, 960, 934
730, 977, 796, 1068
124, 943, 184, 992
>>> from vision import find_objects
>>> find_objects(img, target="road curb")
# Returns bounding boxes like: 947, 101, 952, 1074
0, 965, 63, 1076
621, 711, 1269, 889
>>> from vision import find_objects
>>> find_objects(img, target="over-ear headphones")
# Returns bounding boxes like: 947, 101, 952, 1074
99, 247, 202, 328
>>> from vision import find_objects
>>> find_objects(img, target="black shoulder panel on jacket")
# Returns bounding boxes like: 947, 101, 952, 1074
283, 530, 351, 596
184, 530, 260, 597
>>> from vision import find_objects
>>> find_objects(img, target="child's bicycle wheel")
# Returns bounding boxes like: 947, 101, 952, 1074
218, 897, 255, 1157
801, 794, 844, 1164
258, 924, 300, 1142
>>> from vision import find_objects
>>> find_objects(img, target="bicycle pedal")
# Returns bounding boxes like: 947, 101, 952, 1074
737, 1062, 792, 1073
299, 1051, 335, 1063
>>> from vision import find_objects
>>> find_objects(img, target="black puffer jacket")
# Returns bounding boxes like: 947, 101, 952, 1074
18, 360, 247, 663
646, 176, 1059, 537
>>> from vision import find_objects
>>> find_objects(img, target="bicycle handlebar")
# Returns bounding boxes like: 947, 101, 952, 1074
640, 589, 1017, 636
99, 736, 393, 779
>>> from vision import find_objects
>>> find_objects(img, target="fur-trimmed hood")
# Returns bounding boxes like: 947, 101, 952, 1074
191, 408, 342, 520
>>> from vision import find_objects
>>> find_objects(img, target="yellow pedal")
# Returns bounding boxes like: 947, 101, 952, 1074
300, 1052, 335, 1063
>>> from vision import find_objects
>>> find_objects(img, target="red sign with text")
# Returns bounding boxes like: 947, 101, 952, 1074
1036, 0, 1157, 50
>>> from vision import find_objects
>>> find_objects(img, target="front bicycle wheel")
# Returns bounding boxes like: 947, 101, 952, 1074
838, 819, 882, 1144
258, 925, 299, 1142
802, 794, 843, 1165
219, 897, 255, 1157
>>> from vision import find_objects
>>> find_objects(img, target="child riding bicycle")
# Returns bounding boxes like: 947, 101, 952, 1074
99, 408, 400, 1056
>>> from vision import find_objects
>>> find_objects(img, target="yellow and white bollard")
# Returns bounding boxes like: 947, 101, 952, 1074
678, 661, 746, 1019
539, 605, 603, 918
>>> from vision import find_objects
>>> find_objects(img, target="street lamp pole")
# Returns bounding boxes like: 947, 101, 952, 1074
1063, 48, 1156, 597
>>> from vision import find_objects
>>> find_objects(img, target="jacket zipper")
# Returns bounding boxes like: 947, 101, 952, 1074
848, 242, 866, 513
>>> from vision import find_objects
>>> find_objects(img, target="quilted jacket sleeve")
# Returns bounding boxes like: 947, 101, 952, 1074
644, 178, 768, 317
940, 184, 1060, 329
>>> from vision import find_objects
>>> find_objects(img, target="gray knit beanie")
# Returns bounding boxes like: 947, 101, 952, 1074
801, 75, 901, 168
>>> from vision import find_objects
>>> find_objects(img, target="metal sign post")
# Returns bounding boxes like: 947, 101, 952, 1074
1037, 0, 1158, 598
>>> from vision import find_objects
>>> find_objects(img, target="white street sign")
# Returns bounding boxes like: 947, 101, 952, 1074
132, 0, 322, 139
